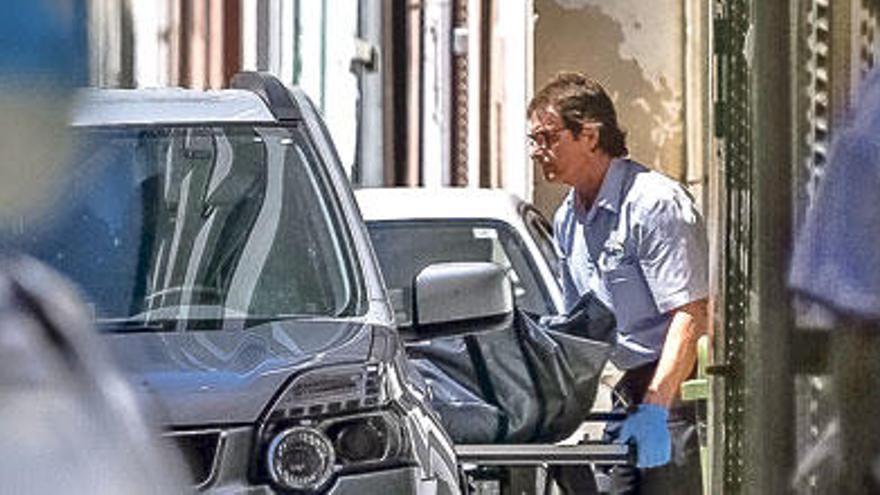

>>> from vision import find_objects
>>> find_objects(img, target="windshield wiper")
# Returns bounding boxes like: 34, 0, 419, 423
96, 319, 180, 333
97, 314, 321, 333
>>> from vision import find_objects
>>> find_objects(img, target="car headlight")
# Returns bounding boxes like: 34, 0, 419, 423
259, 363, 415, 490
267, 426, 335, 492
332, 416, 387, 462
268, 363, 389, 421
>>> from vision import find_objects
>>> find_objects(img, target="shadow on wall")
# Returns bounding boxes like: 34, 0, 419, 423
533, 0, 684, 217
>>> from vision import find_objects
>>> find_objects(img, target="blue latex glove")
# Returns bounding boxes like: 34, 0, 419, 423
615, 403, 671, 468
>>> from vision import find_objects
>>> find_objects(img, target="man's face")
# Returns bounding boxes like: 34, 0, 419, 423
527, 106, 597, 187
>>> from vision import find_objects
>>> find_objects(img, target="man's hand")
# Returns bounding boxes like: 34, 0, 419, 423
616, 404, 671, 468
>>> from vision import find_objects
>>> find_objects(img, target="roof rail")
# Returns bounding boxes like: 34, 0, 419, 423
230, 71, 301, 121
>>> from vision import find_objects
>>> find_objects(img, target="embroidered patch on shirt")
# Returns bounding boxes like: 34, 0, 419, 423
598, 239, 625, 272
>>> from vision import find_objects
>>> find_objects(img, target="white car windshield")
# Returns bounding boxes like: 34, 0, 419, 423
366, 219, 555, 325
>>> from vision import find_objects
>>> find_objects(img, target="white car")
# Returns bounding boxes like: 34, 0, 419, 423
355, 187, 564, 323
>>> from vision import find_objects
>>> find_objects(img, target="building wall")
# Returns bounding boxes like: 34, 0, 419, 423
90, 0, 361, 178
421, 0, 454, 187
310, 0, 359, 177
489, 0, 533, 201
89, 0, 134, 88
127, 1, 173, 88
241, 0, 360, 177
531, 0, 686, 217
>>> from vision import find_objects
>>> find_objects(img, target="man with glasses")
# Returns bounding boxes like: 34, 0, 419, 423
528, 72, 708, 494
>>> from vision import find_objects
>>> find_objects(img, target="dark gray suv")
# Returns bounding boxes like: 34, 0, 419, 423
12, 73, 459, 494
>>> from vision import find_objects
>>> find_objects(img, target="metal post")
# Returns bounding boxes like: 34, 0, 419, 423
188, 0, 208, 89
119, 1, 135, 88
450, 0, 469, 187
745, 0, 794, 493
381, 0, 402, 186
256, 0, 270, 71
208, 0, 224, 88
178, 0, 191, 87
222, 0, 241, 86
405, 0, 422, 186
477, 0, 491, 188
354, 0, 386, 187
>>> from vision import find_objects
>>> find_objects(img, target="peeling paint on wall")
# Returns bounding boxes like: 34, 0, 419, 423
555, 0, 682, 94
533, 0, 685, 217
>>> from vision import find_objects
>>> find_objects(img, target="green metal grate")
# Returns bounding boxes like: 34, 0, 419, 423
715, 0, 752, 491
795, 3, 833, 492
858, 0, 878, 75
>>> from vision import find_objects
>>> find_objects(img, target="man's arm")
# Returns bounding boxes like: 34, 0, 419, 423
614, 299, 707, 468
642, 297, 709, 408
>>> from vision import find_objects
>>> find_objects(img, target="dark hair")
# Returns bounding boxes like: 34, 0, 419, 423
528, 72, 628, 157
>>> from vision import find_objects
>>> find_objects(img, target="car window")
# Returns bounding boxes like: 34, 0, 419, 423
4, 125, 363, 327
366, 219, 554, 325
523, 206, 561, 280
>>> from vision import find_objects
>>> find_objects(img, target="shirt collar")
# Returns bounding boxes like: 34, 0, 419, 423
575, 158, 627, 223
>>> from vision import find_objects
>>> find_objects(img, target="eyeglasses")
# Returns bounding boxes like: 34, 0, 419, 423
526, 127, 564, 150
526, 122, 602, 150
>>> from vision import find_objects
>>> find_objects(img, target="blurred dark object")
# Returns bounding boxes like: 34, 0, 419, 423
0, 255, 186, 494
408, 292, 615, 444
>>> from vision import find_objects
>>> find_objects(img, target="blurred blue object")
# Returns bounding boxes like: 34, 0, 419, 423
615, 403, 672, 468
0, 0, 87, 86
789, 67, 880, 319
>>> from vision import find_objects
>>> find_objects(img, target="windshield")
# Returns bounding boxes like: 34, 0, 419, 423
366, 219, 555, 325
4, 125, 362, 328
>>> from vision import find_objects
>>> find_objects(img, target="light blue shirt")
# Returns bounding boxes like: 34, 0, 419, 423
554, 159, 709, 369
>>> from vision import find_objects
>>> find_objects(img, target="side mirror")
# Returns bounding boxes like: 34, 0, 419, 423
405, 262, 513, 340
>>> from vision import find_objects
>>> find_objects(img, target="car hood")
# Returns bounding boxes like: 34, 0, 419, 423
104, 320, 376, 426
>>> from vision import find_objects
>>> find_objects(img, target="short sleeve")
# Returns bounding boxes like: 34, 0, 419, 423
636, 192, 709, 314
